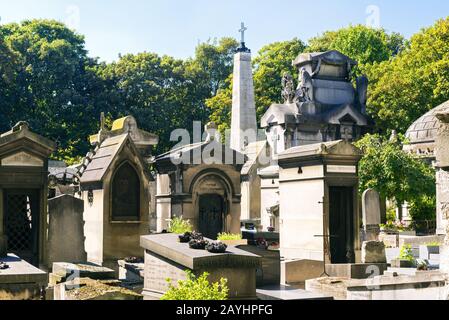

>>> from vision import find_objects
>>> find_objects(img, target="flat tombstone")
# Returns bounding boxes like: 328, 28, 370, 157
362, 189, 381, 241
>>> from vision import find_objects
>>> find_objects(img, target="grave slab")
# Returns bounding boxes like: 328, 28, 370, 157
140, 233, 261, 300
257, 285, 333, 300
0, 254, 47, 300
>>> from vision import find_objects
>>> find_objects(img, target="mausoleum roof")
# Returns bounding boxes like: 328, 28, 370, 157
406, 100, 449, 146
293, 50, 357, 68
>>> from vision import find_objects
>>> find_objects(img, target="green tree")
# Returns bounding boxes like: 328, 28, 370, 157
0, 19, 103, 162
192, 37, 239, 96
206, 74, 233, 137
367, 17, 449, 135
161, 271, 229, 301
253, 38, 306, 117
355, 134, 436, 221
307, 25, 405, 76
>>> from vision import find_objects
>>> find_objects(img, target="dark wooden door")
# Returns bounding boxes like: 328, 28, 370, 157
199, 194, 224, 240
329, 187, 355, 264
3, 189, 40, 266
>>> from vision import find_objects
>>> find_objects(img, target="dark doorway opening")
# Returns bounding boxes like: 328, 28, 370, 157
3, 189, 40, 266
329, 186, 355, 264
198, 194, 224, 240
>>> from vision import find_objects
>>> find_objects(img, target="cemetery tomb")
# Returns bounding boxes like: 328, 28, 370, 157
0, 122, 56, 267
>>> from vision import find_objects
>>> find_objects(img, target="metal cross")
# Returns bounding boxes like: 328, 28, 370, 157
239, 22, 247, 44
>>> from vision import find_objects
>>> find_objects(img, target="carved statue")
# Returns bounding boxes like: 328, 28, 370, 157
295, 68, 313, 102
356, 75, 369, 112
281, 73, 295, 104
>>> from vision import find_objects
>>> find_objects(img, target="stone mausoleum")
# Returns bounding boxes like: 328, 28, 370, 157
78, 115, 158, 269
154, 123, 244, 240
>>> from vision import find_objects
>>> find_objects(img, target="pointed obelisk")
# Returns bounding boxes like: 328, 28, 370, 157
230, 22, 258, 154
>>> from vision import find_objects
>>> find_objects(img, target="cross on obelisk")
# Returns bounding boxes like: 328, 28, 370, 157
236, 22, 250, 53
239, 22, 247, 44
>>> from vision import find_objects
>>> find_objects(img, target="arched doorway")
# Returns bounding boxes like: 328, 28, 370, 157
191, 172, 233, 240
198, 194, 224, 240
111, 162, 140, 221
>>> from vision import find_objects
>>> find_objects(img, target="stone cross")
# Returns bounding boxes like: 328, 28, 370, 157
239, 22, 247, 44
362, 188, 381, 241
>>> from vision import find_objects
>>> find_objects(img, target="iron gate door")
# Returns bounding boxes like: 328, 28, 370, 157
3, 189, 40, 266
329, 186, 355, 264
198, 194, 224, 240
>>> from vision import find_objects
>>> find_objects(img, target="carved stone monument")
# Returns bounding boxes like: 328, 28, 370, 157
361, 189, 386, 264
362, 189, 381, 241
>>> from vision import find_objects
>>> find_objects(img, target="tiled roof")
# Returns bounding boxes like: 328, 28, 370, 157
406, 100, 449, 145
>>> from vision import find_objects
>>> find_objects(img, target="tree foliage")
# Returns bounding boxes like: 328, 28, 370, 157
253, 38, 306, 117
367, 17, 449, 135
0, 19, 101, 162
307, 24, 405, 76
355, 134, 436, 221
161, 271, 229, 301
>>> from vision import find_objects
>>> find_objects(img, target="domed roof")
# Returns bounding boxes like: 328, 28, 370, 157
406, 100, 449, 145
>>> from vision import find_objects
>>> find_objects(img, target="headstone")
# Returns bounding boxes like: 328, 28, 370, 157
47, 195, 87, 267
362, 241, 387, 264
361, 189, 387, 265
362, 189, 381, 241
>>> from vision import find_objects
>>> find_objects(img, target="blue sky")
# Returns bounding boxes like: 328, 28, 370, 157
1, 0, 448, 62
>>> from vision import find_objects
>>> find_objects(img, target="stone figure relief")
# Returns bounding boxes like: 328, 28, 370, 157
356, 75, 369, 112
296, 68, 313, 102
281, 73, 295, 104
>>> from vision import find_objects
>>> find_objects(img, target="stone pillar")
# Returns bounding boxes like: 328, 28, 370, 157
230, 51, 258, 153
435, 110, 449, 274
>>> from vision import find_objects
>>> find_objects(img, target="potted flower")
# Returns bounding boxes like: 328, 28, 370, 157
217, 233, 247, 247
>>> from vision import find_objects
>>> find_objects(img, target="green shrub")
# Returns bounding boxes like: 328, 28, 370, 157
217, 233, 242, 241
161, 271, 229, 300
398, 245, 415, 262
168, 217, 193, 234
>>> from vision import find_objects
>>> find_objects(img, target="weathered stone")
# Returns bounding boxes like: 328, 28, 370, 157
230, 50, 258, 153
47, 195, 87, 267
54, 278, 142, 300
362, 189, 381, 241
0, 123, 55, 267
362, 241, 387, 264
0, 254, 47, 300
140, 233, 261, 300
51, 262, 115, 283
277, 141, 362, 264
79, 115, 157, 269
